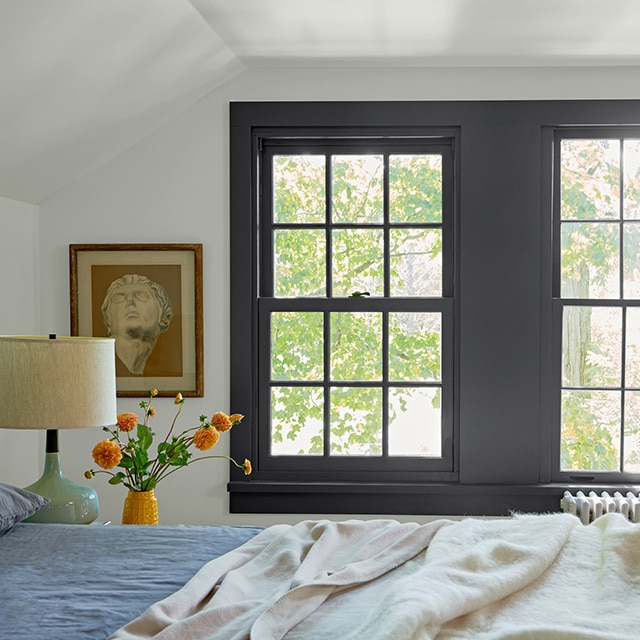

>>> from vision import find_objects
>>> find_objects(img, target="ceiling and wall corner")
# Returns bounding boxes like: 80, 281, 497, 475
3, 1, 640, 204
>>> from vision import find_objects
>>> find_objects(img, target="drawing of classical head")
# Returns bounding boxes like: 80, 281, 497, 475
101, 274, 173, 375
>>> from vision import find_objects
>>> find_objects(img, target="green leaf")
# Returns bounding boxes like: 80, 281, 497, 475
137, 423, 154, 451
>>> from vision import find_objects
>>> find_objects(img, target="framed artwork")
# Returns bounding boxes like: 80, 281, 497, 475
70, 244, 203, 397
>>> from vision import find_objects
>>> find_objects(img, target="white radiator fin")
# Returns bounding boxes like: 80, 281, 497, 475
560, 490, 640, 525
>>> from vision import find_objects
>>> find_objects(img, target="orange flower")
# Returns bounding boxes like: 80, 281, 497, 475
150, 388, 158, 397
229, 413, 244, 425
117, 412, 138, 432
84, 470, 94, 479
243, 459, 252, 475
193, 426, 220, 451
212, 411, 233, 432
92, 439, 123, 469
174, 392, 183, 405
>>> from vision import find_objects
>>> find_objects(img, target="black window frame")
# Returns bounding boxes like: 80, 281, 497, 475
550, 127, 640, 485
230, 100, 640, 516
258, 135, 456, 479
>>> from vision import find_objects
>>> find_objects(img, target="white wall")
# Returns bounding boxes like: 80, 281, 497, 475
0, 196, 42, 486
5, 65, 640, 525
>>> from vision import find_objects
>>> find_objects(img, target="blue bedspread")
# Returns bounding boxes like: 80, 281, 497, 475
0, 521, 263, 639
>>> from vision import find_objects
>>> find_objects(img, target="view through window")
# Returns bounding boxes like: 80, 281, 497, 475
260, 141, 454, 471
558, 134, 640, 475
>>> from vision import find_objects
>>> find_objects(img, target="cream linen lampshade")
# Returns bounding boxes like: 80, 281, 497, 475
0, 335, 117, 523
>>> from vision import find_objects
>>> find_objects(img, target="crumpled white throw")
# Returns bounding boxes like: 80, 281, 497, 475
109, 513, 640, 640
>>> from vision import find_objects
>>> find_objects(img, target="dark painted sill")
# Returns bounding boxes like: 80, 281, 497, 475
228, 481, 640, 516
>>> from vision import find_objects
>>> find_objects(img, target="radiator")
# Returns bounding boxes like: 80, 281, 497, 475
560, 490, 640, 525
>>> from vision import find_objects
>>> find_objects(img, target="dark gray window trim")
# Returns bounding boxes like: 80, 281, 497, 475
230, 100, 640, 516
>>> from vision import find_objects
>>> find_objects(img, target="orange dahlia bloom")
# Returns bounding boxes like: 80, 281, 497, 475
211, 411, 233, 432
193, 426, 220, 451
229, 413, 244, 425
117, 412, 139, 432
92, 439, 123, 469
243, 459, 252, 475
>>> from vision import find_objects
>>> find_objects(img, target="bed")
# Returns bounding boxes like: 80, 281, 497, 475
0, 483, 263, 639
2, 483, 640, 639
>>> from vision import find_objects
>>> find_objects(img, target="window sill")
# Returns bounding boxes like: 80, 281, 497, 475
228, 481, 640, 516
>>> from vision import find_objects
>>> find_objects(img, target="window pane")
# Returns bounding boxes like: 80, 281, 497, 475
330, 312, 382, 381
623, 222, 640, 298
560, 222, 619, 299
330, 387, 382, 455
389, 154, 442, 223
624, 391, 640, 472
623, 139, 640, 220
271, 386, 324, 456
271, 312, 323, 381
274, 155, 326, 224
389, 312, 441, 382
561, 389, 620, 471
626, 308, 640, 387
275, 229, 326, 296
332, 228, 383, 296
390, 228, 442, 296
389, 387, 441, 457
562, 306, 621, 387
561, 139, 620, 220
331, 155, 383, 224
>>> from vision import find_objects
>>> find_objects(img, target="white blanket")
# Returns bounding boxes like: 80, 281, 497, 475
110, 513, 640, 640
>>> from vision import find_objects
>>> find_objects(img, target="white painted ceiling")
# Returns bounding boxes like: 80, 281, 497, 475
3, 0, 640, 203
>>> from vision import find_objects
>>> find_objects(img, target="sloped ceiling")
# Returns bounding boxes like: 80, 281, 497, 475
3, 0, 640, 204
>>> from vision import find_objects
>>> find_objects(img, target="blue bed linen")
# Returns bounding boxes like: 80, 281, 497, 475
0, 521, 263, 640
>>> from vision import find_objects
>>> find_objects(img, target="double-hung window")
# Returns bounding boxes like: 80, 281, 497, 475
229, 113, 457, 513
260, 138, 455, 477
553, 130, 640, 483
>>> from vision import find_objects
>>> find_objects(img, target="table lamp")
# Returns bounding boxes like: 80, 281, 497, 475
0, 335, 117, 524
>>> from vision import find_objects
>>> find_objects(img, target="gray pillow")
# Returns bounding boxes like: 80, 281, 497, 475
0, 482, 49, 534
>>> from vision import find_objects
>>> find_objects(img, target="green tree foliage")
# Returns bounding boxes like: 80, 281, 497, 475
560, 138, 640, 472
270, 153, 443, 456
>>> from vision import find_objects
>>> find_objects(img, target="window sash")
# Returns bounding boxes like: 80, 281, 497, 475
552, 128, 640, 482
254, 136, 456, 478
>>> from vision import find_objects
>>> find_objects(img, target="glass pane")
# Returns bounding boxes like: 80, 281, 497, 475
330, 312, 382, 381
389, 387, 441, 457
389, 312, 441, 382
560, 222, 619, 299
626, 308, 640, 387
274, 155, 325, 224
332, 228, 383, 296
271, 312, 323, 381
623, 222, 640, 298
560, 139, 620, 220
562, 306, 621, 387
275, 229, 326, 296
331, 155, 383, 223
389, 154, 442, 223
623, 139, 640, 220
330, 387, 382, 455
624, 391, 640, 472
271, 386, 324, 456
561, 389, 620, 471
390, 228, 442, 296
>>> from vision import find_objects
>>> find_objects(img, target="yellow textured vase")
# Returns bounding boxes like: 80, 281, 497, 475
121, 489, 159, 525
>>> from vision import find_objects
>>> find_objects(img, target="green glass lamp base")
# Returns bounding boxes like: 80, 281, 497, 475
23, 452, 99, 524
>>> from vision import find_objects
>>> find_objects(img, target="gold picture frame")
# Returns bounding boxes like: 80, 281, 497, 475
70, 243, 203, 397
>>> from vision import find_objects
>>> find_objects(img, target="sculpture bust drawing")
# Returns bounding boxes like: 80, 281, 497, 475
101, 274, 173, 375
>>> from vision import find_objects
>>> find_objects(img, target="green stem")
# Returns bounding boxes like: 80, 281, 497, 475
153, 454, 247, 484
